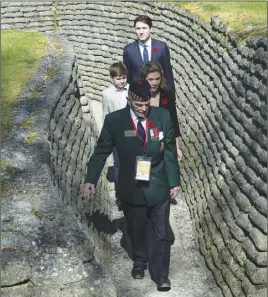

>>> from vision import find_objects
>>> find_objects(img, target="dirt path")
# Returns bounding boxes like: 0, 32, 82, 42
107, 190, 223, 297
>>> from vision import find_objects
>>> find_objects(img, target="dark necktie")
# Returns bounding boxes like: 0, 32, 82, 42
137, 119, 146, 148
143, 45, 149, 63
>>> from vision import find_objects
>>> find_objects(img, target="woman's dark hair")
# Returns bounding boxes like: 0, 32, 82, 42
134, 15, 153, 28
139, 62, 168, 91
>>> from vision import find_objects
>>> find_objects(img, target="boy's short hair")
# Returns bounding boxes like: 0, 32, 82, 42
134, 15, 153, 28
109, 62, 127, 78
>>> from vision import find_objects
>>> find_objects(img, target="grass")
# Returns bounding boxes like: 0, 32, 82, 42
20, 118, 33, 129
1, 29, 49, 143
171, 2, 267, 39
1, 158, 10, 171
45, 68, 56, 78
31, 208, 46, 220
25, 130, 40, 144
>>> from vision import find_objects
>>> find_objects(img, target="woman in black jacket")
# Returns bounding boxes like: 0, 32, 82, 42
139, 62, 182, 160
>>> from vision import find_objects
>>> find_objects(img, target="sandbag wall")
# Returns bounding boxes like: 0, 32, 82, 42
48, 59, 113, 263
48, 52, 115, 264
1, 2, 267, 296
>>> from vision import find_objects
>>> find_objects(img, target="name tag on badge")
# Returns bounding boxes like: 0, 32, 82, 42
124, 130, 136, 137
135, 156, 151, 181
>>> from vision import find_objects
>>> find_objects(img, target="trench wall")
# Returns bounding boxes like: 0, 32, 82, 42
48, 55, 113, 263
1, 2, 267, 296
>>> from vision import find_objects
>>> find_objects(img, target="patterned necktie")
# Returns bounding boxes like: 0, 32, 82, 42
137, 118, 146, 148
143, 44, 149, 63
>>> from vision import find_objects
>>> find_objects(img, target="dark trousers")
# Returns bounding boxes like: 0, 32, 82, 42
122, 198, 171, 278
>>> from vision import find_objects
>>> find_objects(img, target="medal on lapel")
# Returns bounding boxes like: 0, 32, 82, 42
150, 127, 160, 141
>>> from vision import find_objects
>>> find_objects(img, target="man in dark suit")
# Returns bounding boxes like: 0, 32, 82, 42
82, 80, 180, 291
123, 15, 175, 94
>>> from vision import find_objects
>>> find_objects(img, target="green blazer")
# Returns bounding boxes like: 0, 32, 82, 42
85, 106, 180, 206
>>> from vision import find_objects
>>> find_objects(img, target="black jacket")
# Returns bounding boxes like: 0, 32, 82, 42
159, 89, 181, 138
123, 39, 175, 93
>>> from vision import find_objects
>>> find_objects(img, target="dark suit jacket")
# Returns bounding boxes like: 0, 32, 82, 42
123, 39, 175, 93
85, 106, 180, 206
159, 89, 181, 138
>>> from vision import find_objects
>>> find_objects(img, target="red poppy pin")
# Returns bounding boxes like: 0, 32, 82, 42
148, 120, 155, 128
138, 81, 142, 85
152, 48, 158, 52
162, 98, 168, 105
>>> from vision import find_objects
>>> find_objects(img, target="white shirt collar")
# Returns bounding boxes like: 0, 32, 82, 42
130, 107, 146, 122
138, 38, 152, 48
112, 83, 129, 92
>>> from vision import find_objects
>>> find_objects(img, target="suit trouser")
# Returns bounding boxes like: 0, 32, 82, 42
122, 198, 171, 278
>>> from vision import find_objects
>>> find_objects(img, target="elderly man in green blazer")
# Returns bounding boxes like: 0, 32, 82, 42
82, 80, 180, 291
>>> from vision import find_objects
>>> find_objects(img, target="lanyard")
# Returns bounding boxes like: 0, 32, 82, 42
130, 115, 148, 153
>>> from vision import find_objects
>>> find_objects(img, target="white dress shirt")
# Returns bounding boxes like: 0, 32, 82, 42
139, 38, 152, 61
130, 108, 148, 142
102, 84, 129, 121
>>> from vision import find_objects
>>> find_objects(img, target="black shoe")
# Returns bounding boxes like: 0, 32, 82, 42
157, 276, 171, 291
131, 266, 145, 279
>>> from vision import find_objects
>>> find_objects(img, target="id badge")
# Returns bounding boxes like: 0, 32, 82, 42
135, 156, 151, 181
124, 130, 136, 137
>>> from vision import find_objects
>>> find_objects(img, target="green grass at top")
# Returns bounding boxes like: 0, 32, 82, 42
171, 2, 266, 39
1, 29, 49, 143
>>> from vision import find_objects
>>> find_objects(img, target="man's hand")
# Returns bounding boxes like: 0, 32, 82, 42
170, 186, 180, 199
81, 183, 95, 200
177, 148, 183, 161
175, 137, 183, 161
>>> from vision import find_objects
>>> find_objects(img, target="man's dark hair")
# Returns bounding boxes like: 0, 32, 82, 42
109, 62, 127, 78
134, 15, 153, 28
